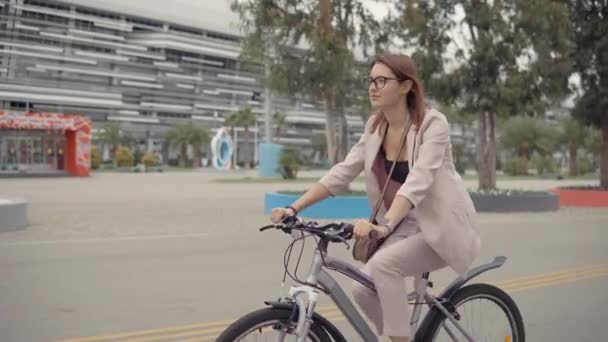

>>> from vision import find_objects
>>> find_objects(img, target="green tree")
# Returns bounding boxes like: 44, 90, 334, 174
231, 0, 385, 165
99, 122, 134, 158
568, 0, 608, 188
391, 0, 572, 190
165, 124, 210, 168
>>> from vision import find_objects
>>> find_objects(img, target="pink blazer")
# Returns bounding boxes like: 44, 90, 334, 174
319, 108, 481, 276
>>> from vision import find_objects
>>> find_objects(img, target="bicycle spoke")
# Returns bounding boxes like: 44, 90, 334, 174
433, 295, 515, 342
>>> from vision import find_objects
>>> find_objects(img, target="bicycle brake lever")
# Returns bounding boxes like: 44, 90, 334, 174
340, 238, 350, 250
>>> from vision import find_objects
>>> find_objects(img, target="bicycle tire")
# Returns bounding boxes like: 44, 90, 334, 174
215, 307, 332, 342
421, 283, 525, 342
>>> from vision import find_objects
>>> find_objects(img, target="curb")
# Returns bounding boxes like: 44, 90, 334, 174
0, 198, 28, 232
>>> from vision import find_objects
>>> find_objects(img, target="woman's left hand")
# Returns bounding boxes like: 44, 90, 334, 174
353, 220, 385, 239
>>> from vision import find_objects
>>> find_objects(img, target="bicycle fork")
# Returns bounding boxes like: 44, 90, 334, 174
286, 285, 320, 342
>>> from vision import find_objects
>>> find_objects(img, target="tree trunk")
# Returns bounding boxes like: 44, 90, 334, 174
569, 144, 579, 177
245, 126, 254, 168
477, 112, 497, 190
601, 118, 608, 189
337, 110, 348, 162
179, 143, 187, 168
325, 112, 338, 165
324, 91, 339, 166
192, 144, 201, 168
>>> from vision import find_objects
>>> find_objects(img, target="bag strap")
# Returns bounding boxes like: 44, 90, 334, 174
369, 120, 413, 224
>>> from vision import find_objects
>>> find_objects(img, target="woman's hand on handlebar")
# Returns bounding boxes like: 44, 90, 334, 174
353, 220, 389, 239
270, 207, 296, 224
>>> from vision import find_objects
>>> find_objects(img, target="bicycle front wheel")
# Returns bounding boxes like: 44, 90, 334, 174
423, 283, 525, 342
215, 307, 332, 342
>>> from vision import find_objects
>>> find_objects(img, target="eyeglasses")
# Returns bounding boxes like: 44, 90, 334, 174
364, 76, 402, 89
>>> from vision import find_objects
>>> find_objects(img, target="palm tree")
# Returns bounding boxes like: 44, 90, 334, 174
165, 124, 210, 168
225, 106, 257, 168
500, 116, 560, 175
190, 125, 211, 168
272, 111, 287, 142
99, 122, 123, 158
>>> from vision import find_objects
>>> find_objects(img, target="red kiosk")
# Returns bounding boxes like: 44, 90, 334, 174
0, 111, 91, 177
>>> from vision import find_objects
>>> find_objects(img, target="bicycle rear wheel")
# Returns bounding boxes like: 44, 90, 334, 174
215, 307, 332, 342
422, 283, 525, 342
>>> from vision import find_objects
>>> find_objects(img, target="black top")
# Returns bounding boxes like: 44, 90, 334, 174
381, 145, 410, 184
384, 159, 409, 184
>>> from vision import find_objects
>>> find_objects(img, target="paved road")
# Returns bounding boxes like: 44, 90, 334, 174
0, 171, 606, 341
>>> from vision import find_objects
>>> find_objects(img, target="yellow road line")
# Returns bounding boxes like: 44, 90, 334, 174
492, 264, 608, 287
126, 325, 227, 342
193, 311, 349, 342
61, 263, 608, 342
60, 319, 236, 342
497, 266, 608, 291
506, 270, 608, 293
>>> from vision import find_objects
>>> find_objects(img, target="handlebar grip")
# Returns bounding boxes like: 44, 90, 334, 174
342, 223, 354, 233
259, 225, 275, 231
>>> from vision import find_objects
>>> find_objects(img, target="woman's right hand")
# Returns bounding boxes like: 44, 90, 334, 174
270, 207, 296, 223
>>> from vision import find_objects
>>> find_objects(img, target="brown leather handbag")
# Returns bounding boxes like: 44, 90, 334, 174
352, 120, 412, 263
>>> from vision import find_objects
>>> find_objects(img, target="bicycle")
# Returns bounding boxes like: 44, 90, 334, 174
216, 216, 525, 342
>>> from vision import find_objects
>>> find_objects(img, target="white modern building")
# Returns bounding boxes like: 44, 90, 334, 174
0, 0, 366, 168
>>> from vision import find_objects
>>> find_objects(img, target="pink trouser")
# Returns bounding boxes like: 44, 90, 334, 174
351, 221, 447, 337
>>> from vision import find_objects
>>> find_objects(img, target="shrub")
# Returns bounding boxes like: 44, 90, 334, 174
142, 152, 159, 168
90, 145, 101, 170
278, 148, 301, 179
504, 158, 528, 176
578, 155, 595, 175
114, 146, 133, 167
533, 154, 556, 175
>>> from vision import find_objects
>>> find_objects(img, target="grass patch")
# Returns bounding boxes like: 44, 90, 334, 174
468, 188, 553, 196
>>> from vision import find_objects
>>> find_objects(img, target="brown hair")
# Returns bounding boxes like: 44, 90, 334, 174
369, 53, 426, 133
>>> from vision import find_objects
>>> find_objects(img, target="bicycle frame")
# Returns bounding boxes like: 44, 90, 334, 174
285, 239, 505, 342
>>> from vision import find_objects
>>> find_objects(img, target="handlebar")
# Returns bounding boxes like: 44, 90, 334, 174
260, 216, 354, 243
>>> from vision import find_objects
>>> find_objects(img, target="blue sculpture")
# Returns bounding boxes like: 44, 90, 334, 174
211, 127, 233, 170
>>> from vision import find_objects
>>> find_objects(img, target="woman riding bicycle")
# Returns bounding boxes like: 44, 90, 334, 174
271, 53, 481, 342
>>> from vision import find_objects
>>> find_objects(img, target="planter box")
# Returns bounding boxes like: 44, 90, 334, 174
265, 192, 371, 219
551, 187, 608, 207
0, 198, 28, 232
265, 190, 560, 219
469, 192, 559, 212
